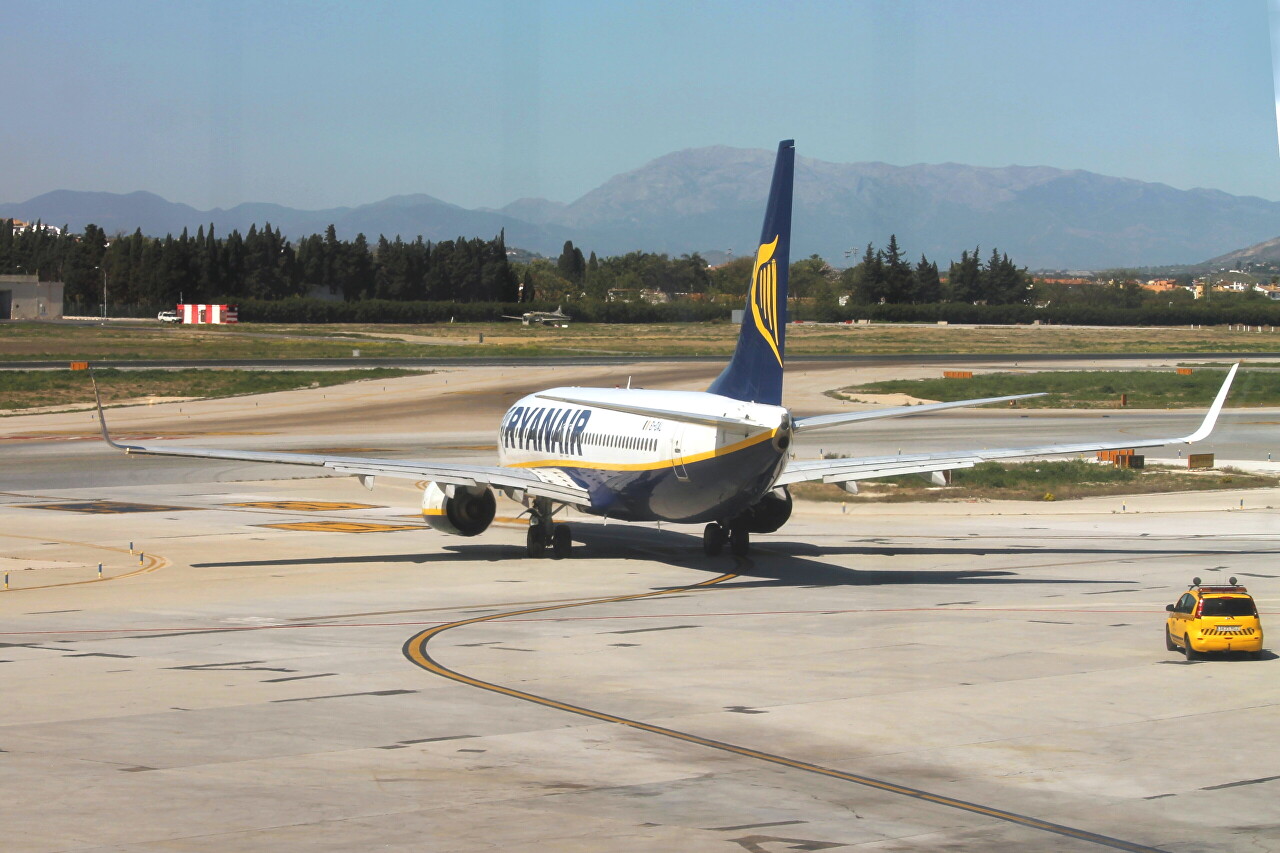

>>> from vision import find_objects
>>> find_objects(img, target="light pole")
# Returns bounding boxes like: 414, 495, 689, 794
94, 265, 107, 319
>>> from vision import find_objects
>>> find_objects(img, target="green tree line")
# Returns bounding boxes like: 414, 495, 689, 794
838, 236, 1029, 306
1, 220, 519, 308
9, 219, 1280, 326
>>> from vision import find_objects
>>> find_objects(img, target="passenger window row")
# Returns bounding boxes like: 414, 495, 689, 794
582, 433, 657, 452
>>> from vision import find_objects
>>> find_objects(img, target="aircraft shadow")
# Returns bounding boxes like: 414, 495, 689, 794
555, 525, 1134, 590
191, 523, 1188, 590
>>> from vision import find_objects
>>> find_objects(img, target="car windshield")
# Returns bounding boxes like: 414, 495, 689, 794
1201, 597, 1257, 617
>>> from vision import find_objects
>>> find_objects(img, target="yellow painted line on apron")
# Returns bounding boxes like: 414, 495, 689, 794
260, 521, 421, 533
0, 533, 170, 592
226, 500, 383, 511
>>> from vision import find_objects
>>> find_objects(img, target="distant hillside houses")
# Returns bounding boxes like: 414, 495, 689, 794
1029, 272, 1279, 299
1190, 271, 1280, 299
1209, 280, 1280, 299
1035, 276, 1095, 286
8, 219, 62, 236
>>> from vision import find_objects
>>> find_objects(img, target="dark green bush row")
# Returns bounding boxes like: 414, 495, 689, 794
69, 297, 1280, 327
235, 298, 730, 324
822, 301, 1280, 327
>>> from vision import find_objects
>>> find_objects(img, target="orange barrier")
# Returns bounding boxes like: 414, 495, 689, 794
942, 370, 973, 379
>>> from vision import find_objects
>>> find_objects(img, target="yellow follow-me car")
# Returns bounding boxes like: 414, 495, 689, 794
1166, 578, 1264, 660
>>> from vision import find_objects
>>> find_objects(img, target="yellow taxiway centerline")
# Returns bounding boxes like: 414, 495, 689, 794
403, 569, 1168, 853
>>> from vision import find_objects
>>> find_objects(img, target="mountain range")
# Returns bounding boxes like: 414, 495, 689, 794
5, 146, 1280, 270
1204, 233, 1280, 268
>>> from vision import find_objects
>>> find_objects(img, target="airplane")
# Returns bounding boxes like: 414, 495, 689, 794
91, 140, 1240, 560
503, 306, 571, 327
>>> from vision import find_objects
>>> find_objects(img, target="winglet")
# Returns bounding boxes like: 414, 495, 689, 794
1181, 362, 1238, 444
88, 366, 129, 451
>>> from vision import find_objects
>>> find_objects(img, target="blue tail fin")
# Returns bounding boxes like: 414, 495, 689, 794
707, 139, 794, 405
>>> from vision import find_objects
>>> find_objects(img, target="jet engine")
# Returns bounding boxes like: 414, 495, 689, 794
422, 482, 496, 537
734, 487, 792, 534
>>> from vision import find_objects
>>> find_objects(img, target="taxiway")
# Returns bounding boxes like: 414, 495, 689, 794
2, 359, 1278, 852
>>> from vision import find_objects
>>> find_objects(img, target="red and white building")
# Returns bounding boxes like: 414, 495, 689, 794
178, 304, 238, 324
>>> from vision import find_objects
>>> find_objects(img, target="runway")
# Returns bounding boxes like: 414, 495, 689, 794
2, 360, 1279, 851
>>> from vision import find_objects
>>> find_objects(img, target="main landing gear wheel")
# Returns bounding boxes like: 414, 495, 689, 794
551, 525, 572, 559
525, 497, 571, 559
729, 524, 750, 557
703, 523, 726, 557
526, 524, 547, 558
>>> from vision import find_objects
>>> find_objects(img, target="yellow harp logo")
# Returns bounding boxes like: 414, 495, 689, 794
750, 236, 783, 366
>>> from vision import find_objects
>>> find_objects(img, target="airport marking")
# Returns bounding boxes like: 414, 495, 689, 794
0, 533, 170, 592
227, 500, 384, 512
402, 571, 1169, 853
18, 500, 201, 514
258, 521, 422, 534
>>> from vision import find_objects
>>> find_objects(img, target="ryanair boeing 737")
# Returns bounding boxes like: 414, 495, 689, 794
93, 141, 1238, 559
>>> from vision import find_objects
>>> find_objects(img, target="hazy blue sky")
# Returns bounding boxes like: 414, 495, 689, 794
3, 0, 1277, 210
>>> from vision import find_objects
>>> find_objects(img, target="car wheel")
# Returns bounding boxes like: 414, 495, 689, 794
1184, 635, 1197, 661
1165, 627, 1177, 652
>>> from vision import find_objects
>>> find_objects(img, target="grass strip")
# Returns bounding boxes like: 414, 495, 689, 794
791, 460, 1278, 504
5, 321, 1280, 362
0, 368, 424, 412
834, 369, 1280, 408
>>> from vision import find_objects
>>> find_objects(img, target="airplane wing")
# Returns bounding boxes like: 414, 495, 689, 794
88, 373, 589, 507
775, 363, 1239, 488
792, 392, 1046, 433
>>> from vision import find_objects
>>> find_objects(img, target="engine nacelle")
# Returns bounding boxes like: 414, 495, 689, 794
422, 482, 496, 537
734, 487, 793, 534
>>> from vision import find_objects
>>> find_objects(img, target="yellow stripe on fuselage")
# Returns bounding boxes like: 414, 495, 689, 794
509, 427, 779, 473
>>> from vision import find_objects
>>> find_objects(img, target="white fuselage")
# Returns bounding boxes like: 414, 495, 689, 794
496, 387, 790, 523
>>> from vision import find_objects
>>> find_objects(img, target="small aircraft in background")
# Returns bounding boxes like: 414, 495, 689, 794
504, 306, 571, 327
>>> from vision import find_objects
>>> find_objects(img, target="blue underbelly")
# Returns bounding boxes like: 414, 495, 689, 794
556, 440, 786, 523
